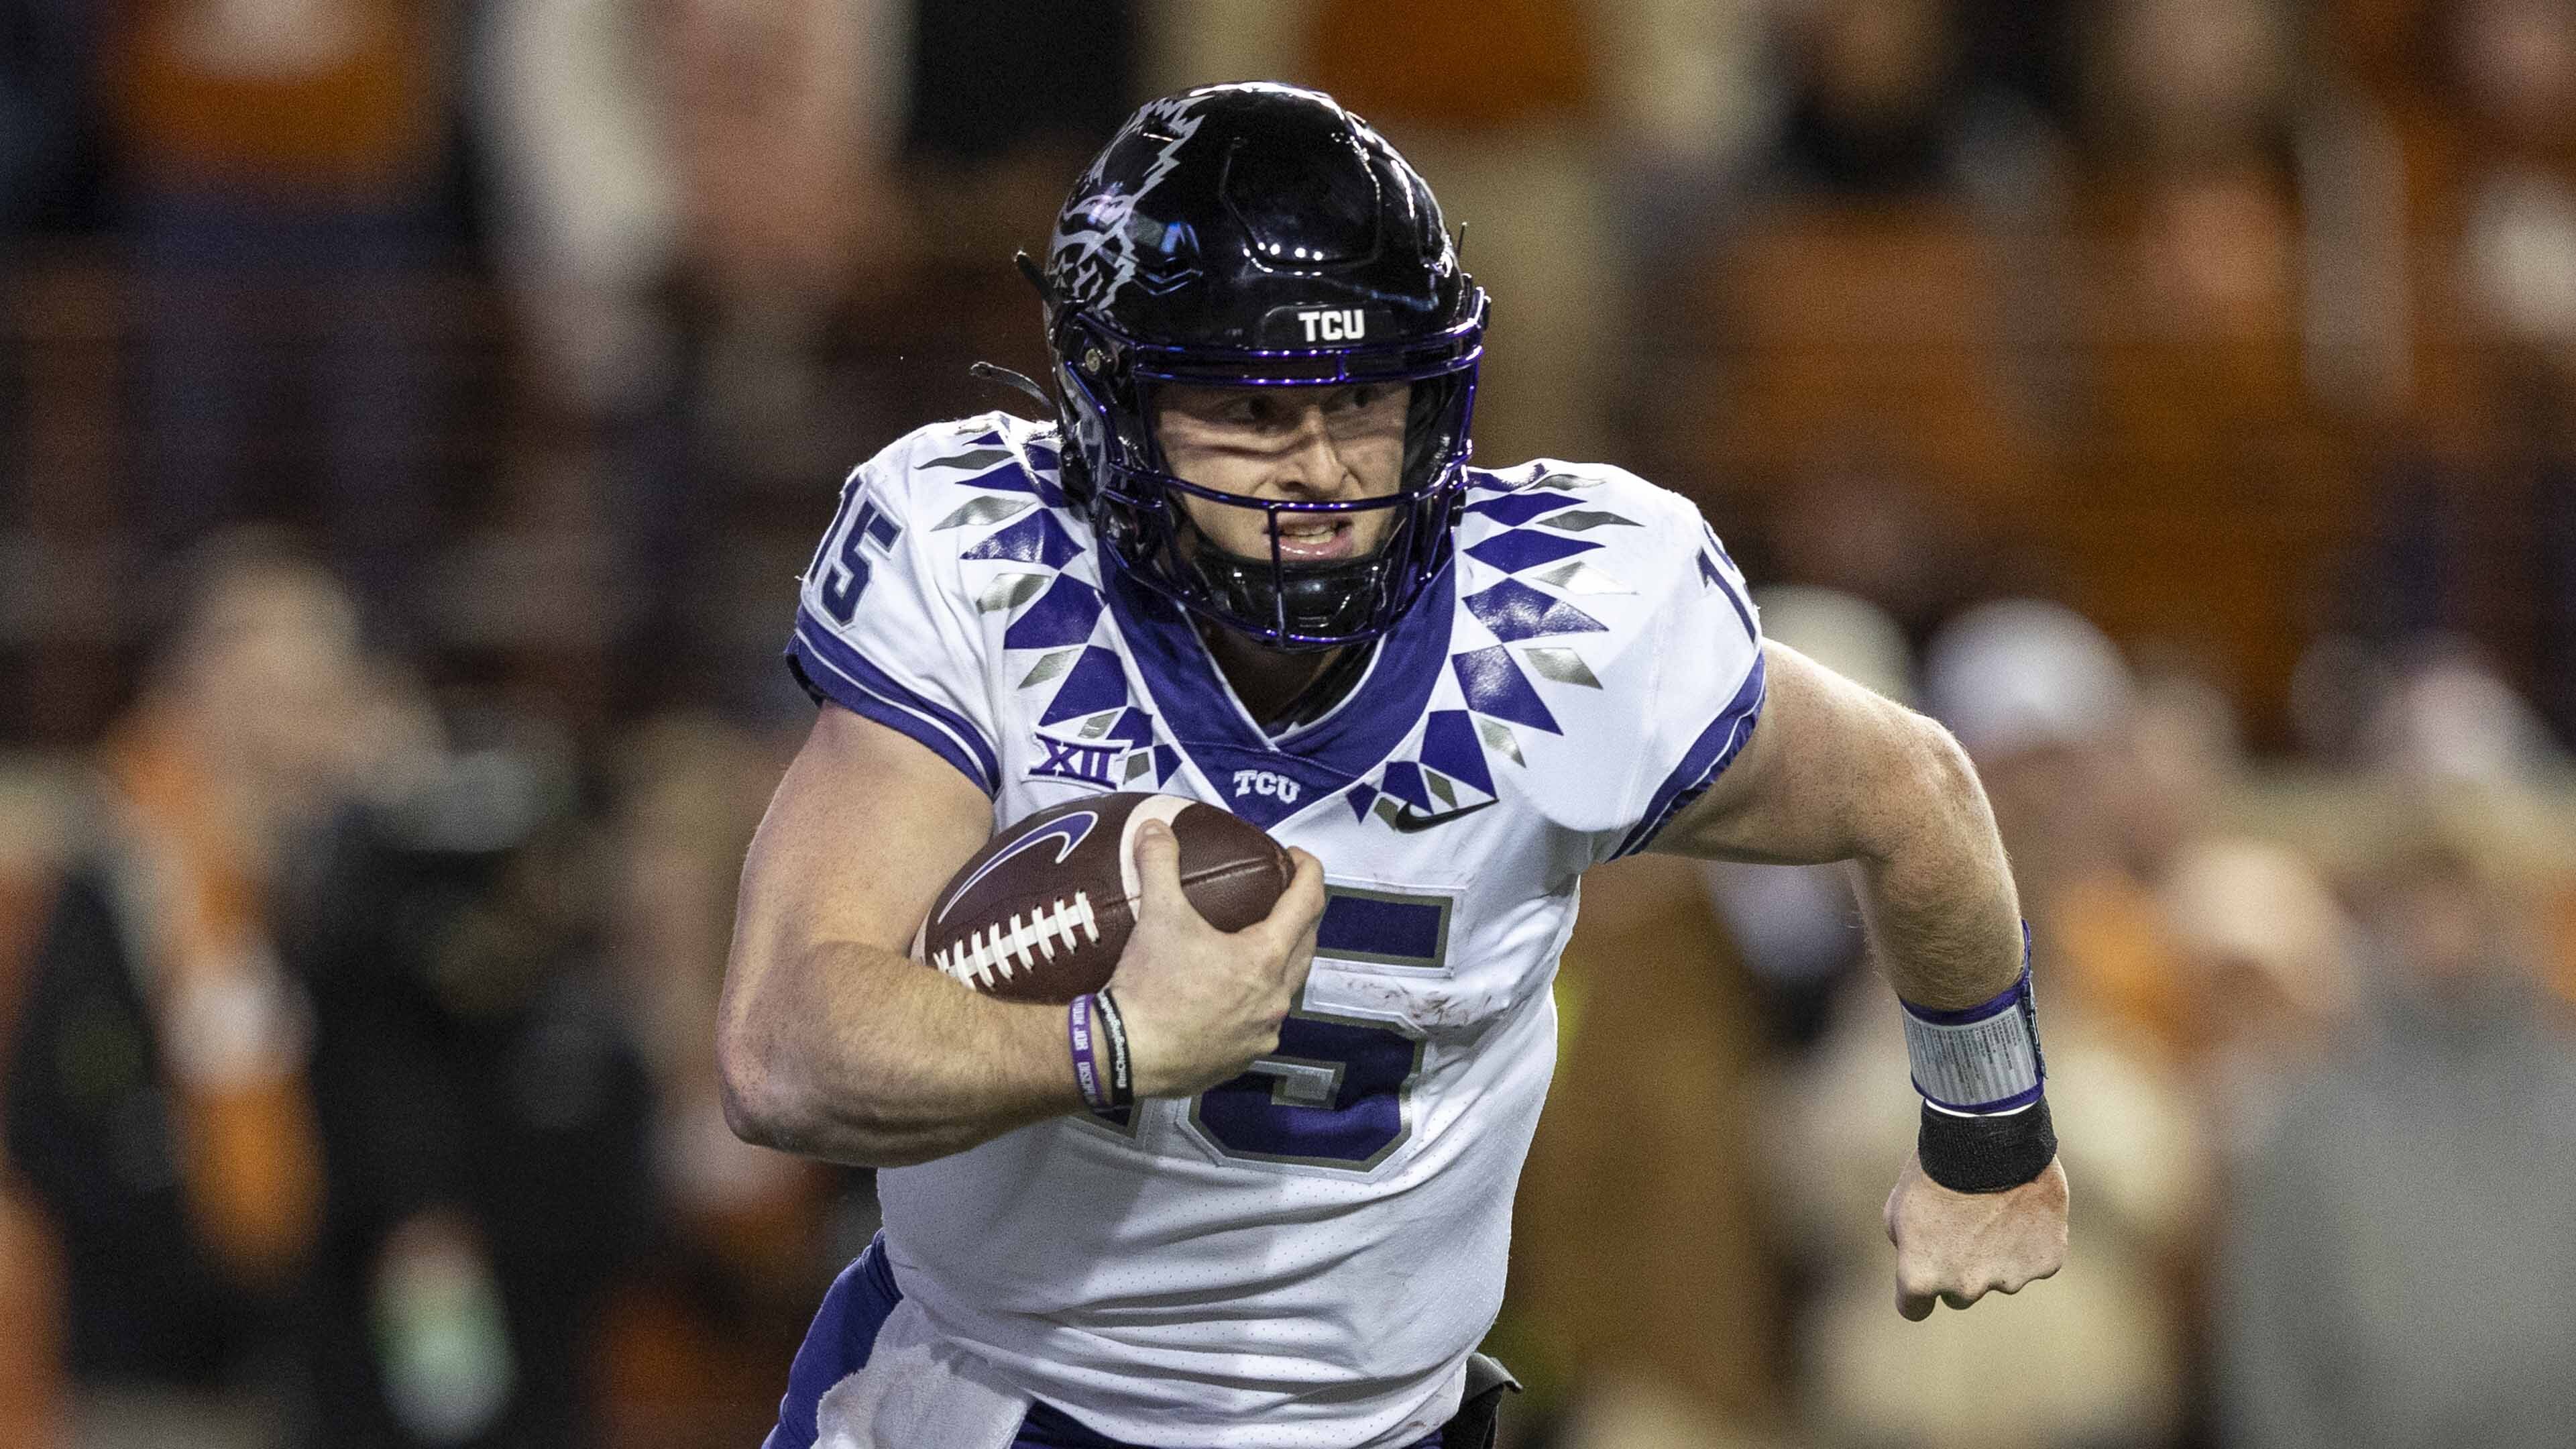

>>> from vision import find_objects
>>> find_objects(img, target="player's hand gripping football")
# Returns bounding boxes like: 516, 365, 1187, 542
1885, 1149, 2069, 1320
1107, 818, 1327, 1099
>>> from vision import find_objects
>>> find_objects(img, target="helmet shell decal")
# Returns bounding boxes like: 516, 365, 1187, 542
1050, 95, 1210, 315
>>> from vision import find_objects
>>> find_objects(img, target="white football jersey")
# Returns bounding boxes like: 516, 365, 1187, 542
788, 413, 1765, 1448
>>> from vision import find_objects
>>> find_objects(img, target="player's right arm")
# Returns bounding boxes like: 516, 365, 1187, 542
716, 701, 1063, 1167
716, 702, 1326, 1169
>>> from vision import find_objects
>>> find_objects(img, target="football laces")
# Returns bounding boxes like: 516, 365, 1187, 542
932, 892, 1103, 991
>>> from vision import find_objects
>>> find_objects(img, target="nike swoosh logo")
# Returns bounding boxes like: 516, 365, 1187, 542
938, 810, 1099, 922
1385, 798, 1498, 833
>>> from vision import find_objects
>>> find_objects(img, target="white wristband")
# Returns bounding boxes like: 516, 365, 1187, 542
1899, 925, 2045, 1114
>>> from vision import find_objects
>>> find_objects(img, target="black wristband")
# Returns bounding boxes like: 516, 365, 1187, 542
1918, 1097, 2056, 1193
1091, 987, 1135, 1109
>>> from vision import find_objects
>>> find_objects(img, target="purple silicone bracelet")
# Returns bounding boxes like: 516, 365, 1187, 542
1068, 994, 1113, 1112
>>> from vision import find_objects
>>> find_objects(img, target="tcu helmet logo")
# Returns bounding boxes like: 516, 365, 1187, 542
1232, 769, 1301, 804
1296, 309, 1365, 342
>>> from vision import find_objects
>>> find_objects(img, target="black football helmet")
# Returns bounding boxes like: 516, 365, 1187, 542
1038, 83, 1486, 650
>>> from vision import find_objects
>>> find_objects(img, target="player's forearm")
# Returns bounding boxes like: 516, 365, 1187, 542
717, 938, 1084, 1168
1846, 717, 2023, 1009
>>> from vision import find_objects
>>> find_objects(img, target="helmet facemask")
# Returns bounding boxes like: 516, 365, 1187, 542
1054, 300, 1484, 651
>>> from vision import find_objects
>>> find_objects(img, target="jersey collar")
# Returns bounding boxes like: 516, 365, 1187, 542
1105, 559, 1456, 828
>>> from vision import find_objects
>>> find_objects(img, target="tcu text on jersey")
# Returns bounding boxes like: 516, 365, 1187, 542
1232, 769, 1301, 803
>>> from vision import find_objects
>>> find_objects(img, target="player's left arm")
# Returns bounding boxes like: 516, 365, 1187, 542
1650, 640, 2069, 1320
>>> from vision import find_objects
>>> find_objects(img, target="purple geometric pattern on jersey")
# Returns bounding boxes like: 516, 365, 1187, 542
1536, 507, 1640, 532
1696, 537, 1756, 638
1038, 646, 1129, 725
917, 446, 1017, 476
1464, 529, 1600, 575
951, 433, 1062, 508
1450, 645, 1561, 734
1416, 709, 1496, 796
962, 510, 1084, 570
1462, 579, 1608, 643
1001, 575, 1105, 650
1099, 549, 1458, 828
1151, 745, 1180, 786
1377, 761, 1433, 812
1464, 488, 1583, 527
1345, 780, 1380, 821
1699, 517, 1740, 568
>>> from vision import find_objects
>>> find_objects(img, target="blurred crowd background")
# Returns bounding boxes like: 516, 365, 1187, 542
5, 1, 2576, 1447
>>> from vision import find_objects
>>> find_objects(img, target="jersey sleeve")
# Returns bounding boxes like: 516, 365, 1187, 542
785, 439, 1003, 796
1602, 506, 1766, 859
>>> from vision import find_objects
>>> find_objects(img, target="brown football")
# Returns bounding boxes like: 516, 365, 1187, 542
913, 793, 1292, 1003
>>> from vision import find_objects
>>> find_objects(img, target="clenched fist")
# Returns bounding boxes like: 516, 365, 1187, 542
1106, 818, 1327, 1099
1885, 1150, 2069, 1320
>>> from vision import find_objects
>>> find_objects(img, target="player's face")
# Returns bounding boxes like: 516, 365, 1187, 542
1153, 381, 1411, 564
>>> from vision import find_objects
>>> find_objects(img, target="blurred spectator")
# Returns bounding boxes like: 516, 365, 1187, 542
2444, 0, 2576, 370
471, 0, 923, 714
2160, 836, 2359, 1161
469, 0, 681, 423
1302, 0, 1612, 466
2324, 0, 2576, 744
0, 761, 85, 1445
292, 735, 655, 1449
2215, 797, 2576, 1449
1768, 0, 1964, 197
109, 0, 459, 631
1509, 853, 1788, 1439
478, 0, 912, 425
3, 534, 390, 1449
2116, 666, 2245, 875
2358, 634, 2563, 782
1597, 0, 1778, 203
667, 0, 918, 470
1931, 605, 2217, 1055
608, 718, 834, 1279
1763, 453, 1992, 644
588, 716, 849, 1449
1923, 599, 2137, 871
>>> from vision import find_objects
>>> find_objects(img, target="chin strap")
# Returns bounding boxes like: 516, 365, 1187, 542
978, 252, 1066, 419
1014, 249, 1057, 305
968, 360, 1055, 414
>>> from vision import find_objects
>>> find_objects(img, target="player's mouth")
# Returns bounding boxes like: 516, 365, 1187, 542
1269, 516, 1357, 563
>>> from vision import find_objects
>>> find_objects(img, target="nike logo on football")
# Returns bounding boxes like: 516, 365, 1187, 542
1385, 798, 1498, 833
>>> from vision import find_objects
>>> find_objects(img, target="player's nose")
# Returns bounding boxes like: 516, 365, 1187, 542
1270, 405, 1357, 499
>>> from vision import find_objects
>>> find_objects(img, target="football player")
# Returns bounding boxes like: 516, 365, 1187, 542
720, 83, 2067, 1449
